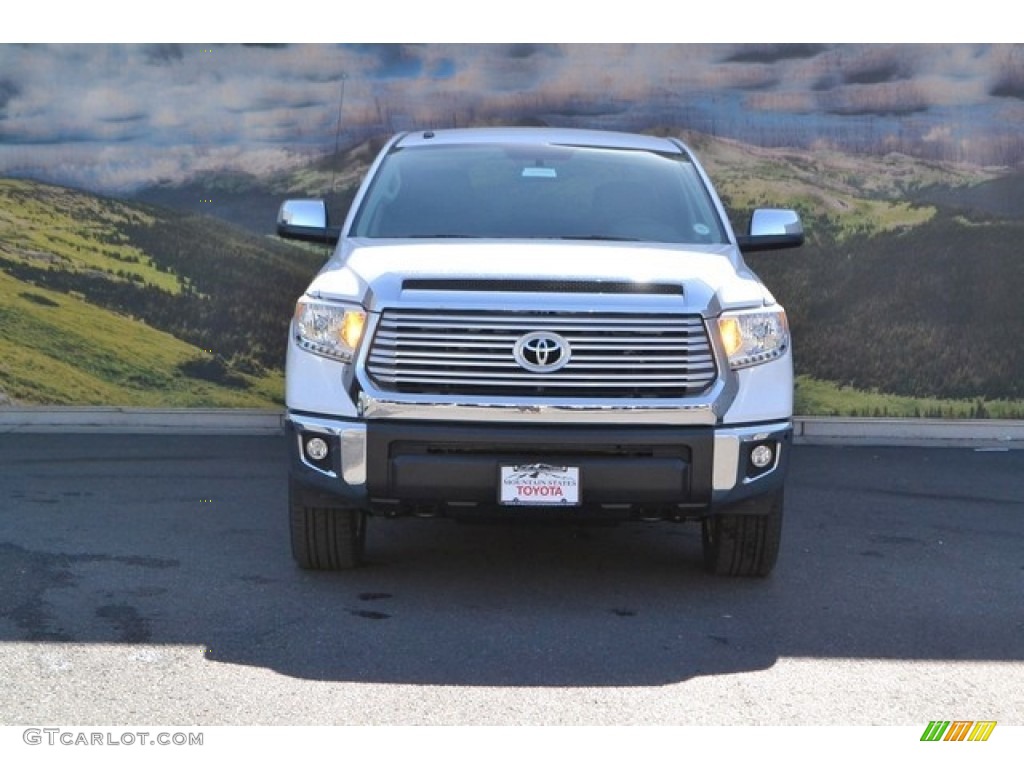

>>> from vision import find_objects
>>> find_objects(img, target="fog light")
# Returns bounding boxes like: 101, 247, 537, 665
750, 444, 774, 469
305, 437, 329, 462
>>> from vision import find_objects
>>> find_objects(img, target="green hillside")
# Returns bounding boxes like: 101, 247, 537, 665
0, 179, 324, 406
795, 375, 1024, 420
0, 180, 179, 292
754, 213, 1024, 401
675, 131, 999, 242
0, 270, 281, 406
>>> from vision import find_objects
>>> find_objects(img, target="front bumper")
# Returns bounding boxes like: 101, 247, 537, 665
287, 412, 790, 520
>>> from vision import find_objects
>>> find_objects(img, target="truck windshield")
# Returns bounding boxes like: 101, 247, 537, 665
349, 143, 728, 244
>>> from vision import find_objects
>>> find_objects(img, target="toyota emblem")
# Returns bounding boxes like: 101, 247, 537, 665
513, 331, 571, 373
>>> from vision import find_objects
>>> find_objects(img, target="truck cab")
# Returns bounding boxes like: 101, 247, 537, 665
277, 127, 803, 576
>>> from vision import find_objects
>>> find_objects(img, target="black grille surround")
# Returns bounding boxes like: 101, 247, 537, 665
402, 279, 684, 295
365, 308, 718, 399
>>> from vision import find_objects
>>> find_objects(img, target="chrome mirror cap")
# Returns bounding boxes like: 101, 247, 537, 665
738, 208, 804, 252
277, 199, 337, 244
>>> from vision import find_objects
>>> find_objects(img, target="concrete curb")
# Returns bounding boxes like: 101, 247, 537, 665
1, 408, 1023, 448
794, 417, 1024, 448
0, 407, 284, 436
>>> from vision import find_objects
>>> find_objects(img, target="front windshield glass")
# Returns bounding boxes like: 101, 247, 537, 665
349, 143, 727, 244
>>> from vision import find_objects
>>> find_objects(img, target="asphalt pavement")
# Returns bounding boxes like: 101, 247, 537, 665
0, 434, 1022, 725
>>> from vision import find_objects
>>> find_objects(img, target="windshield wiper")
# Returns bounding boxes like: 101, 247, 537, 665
403, 233, 477, 239
559, 234, 644, 242
397, 234, 647, 241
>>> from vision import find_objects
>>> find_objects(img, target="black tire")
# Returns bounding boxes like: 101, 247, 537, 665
289, 478, 366, 570
701, 489, 783, 577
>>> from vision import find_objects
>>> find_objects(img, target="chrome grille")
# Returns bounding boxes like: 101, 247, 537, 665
366, 309, 717, 398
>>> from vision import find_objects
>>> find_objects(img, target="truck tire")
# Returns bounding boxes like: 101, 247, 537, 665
289, 478, 366, 570
701, 489, 783, 577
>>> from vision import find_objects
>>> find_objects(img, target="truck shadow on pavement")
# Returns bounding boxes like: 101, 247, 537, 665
1, 436, 1022, 685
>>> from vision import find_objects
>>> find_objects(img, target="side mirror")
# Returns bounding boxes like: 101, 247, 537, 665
736, 208, 804, 252
276, 199, 340, 245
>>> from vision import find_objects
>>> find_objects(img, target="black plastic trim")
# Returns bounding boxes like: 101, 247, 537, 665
366, 421, 714, 511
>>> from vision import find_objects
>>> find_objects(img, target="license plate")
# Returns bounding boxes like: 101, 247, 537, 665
500, 463, 580, 506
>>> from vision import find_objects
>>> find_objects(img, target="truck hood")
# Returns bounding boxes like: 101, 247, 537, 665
305, 240, 775, 315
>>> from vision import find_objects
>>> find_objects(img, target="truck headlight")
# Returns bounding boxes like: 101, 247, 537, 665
293, 299, 367, 363
718, 308, 789, 370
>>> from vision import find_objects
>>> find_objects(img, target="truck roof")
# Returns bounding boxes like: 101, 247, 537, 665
393, 126, 687, 154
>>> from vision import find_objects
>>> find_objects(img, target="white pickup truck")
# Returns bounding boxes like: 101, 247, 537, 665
277, 127, 803, 576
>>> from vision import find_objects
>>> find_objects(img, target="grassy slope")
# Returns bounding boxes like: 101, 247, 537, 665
795, 376, 1024, 420
0, 180, 180, 293
678, 131, 998, 240
0, 270, 282, 406
0, 180, 287, 407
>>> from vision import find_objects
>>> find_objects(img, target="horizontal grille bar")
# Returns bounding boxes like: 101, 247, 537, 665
377, 315, 703, 329
366, 309, 717, 398
370, 354, 715, 368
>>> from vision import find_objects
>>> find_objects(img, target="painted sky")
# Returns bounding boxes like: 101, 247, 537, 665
1, 43, 1022, 191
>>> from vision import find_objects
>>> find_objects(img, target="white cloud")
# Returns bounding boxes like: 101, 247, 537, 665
1, 43, 1020, 190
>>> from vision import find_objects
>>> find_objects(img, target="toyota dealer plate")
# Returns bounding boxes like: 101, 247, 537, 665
500, 463, 580, 506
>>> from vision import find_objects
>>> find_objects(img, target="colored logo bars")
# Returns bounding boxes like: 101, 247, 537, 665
920, 721, 997, 742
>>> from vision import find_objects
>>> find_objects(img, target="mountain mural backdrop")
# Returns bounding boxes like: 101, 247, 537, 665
1, 44, 1023, 416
